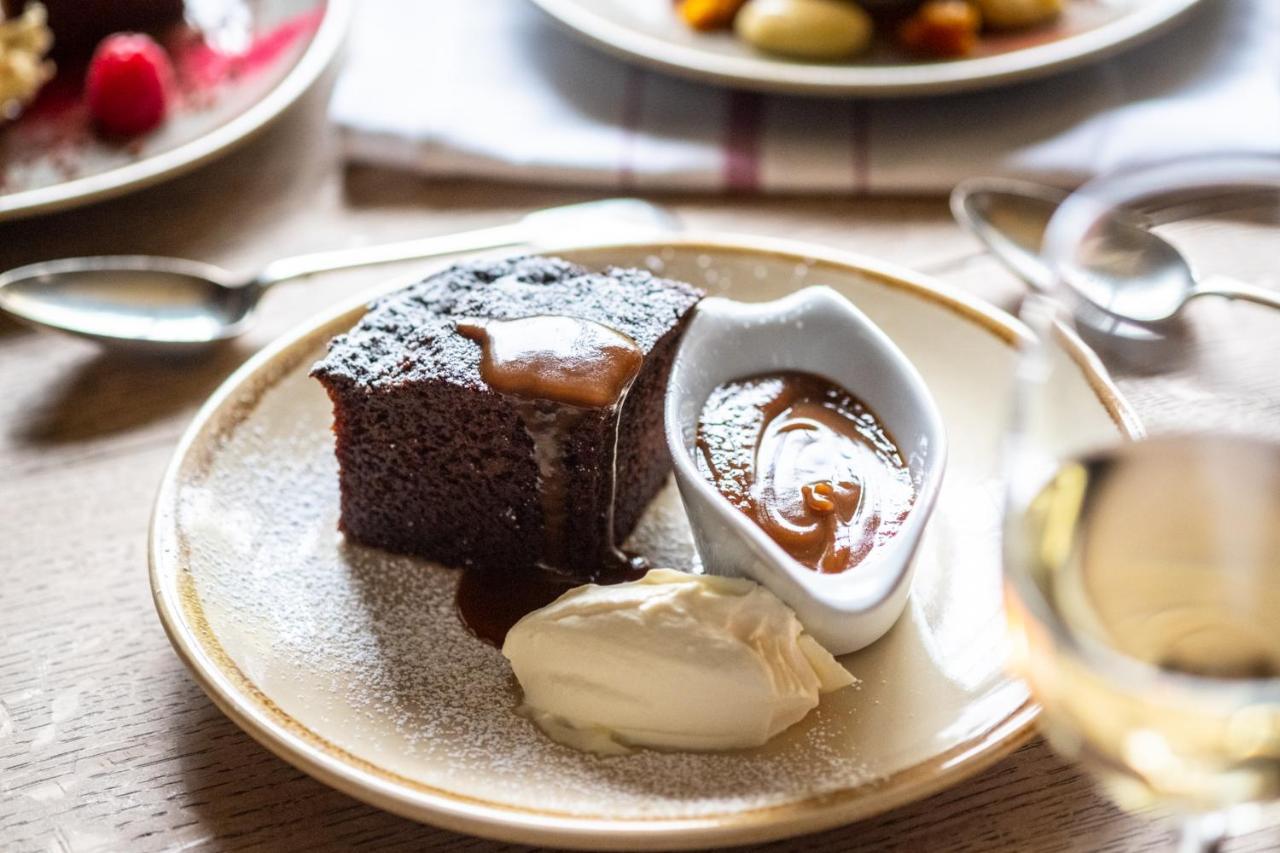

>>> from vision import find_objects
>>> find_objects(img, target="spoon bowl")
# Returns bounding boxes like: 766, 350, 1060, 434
951, 177, 1065, 293
0, 257, 255, 350
1065, 204, 1198, 324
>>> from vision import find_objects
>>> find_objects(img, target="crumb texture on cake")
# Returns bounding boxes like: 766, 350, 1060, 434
313, 256, 701, 390
311, 256, 703, 576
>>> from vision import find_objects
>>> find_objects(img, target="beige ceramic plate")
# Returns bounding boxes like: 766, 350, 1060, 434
151, 236, 1140, 850
0, 0, 349, 222
530, 0, 1205, 97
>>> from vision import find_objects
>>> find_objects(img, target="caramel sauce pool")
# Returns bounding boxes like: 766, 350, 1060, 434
695, 371, 915, 573
456, 561, 647, 647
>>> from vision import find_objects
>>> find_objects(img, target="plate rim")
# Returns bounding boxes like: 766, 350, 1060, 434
0, 0, 352, 222
149, 234, 1140, 849
528, 0, 1206, 97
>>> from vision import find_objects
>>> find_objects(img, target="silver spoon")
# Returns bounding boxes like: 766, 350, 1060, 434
951, 177, 1280, 328
0, 198, 680, 352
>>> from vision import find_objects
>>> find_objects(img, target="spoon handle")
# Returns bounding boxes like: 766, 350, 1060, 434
1193, 275, 1280, 312
252, 223, 527, 288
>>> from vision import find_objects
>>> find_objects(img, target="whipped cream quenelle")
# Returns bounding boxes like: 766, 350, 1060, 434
502, 569, 854, 754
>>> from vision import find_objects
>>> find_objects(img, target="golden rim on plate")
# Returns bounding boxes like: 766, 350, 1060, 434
149, 235, 1141, 849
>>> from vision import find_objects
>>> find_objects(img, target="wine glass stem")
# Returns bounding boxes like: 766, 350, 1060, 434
1179, 812, 1227, 853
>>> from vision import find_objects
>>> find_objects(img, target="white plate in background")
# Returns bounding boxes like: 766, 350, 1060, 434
529, 0, 1205, 97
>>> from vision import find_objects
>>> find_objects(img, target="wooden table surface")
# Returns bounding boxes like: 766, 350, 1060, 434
4, 72, 1280, 853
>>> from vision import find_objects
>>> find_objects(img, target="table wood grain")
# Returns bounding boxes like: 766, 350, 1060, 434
3, 76, 1280, 853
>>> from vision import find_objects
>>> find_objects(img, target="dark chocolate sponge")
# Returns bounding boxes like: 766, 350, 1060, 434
311, 255, 703, 577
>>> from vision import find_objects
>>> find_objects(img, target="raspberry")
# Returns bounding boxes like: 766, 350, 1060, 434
86, 33, 174, 137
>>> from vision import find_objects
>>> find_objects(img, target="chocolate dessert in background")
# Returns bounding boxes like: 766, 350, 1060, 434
312, 256, 703, 578
1, 0, 185, 57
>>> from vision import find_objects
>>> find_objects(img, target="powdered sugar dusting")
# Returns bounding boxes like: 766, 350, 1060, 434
173, 326, 1028, 821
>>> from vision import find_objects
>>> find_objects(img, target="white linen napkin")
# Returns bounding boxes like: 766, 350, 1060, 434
330, 0, 1280, 195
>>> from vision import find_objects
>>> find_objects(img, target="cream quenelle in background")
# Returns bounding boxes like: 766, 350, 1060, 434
503, 569, 855, 754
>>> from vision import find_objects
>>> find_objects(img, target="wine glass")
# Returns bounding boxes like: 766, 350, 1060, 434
1001, 154, 1280, 852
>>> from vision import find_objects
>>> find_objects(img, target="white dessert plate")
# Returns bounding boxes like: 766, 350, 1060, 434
0, 0, 349, 222
529, 0, 1205, 97
150, 236, 1141, 850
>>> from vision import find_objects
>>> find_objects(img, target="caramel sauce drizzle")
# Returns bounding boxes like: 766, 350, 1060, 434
455, 316, 647, 644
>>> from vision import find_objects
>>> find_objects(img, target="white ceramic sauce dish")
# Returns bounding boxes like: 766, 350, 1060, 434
664, 285, 947, 655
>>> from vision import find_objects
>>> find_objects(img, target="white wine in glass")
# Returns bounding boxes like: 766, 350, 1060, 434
1004, 154, 1280, 852
1006, 436, 1280, 820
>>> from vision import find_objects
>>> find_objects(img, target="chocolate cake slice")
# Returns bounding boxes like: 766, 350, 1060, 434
311, 256, 703, 577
